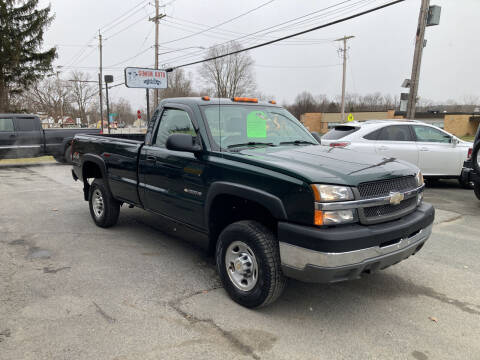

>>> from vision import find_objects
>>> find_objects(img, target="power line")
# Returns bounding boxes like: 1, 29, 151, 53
100, 0, 150, 33
166, 0, 405, 71
158, 0, 276, 45
157, 0, 371, 66
254, 63, 342, 69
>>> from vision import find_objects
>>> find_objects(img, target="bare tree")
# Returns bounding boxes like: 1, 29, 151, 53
69, 71, 97, 123
198, 41, 256, 97
111, 97, 134, 125
159, 68, 194, 99
21, 75, 69, 121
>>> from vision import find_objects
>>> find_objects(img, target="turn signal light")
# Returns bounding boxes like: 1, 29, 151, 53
232, 97, 258, 103
202, 96, 210, 101
314, 210, 324, 226
268, 100, 276, 104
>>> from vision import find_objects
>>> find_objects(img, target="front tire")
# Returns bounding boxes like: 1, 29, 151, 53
216, 220, 286, 308
88, 179, 120, 228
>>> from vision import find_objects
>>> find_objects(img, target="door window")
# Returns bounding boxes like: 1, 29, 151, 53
0, 118, 14, 132
14, 117, 38, 131
153, 109, 196, 147
413, 125, 451, 143
377, 125, 413, 141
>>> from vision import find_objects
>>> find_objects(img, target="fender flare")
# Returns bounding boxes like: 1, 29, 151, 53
204, 181, 288, 229
473, 140, 480, 173
80, 154, 111, 201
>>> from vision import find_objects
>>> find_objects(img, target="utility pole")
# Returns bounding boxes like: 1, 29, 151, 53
98, 31, 104, 134
335, 35, 354, 122
406, 0, 430, 119
150, 0, 165, 109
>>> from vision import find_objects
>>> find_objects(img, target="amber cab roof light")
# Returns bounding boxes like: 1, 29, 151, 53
268, 100, 276, 104
232, 97, 258, 103
201, 96, 210, 101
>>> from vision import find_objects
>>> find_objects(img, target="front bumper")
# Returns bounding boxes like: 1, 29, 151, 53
279, 203, 434, 283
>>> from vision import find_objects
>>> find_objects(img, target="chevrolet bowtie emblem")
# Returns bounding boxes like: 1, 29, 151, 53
389, 192, 404, 205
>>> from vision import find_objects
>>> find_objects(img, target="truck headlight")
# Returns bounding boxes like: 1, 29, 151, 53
311, 184, 354, 202
415, 171, 424, 187
314, 209, 356, 226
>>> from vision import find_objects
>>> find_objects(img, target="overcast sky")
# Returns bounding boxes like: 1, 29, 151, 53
39, 0, 479, 110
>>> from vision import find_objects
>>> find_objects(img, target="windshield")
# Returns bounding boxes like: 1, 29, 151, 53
202, 104, 317, 149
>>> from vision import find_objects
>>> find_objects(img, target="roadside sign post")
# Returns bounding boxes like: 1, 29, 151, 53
146, 89, 150, 122
104, 75, 114, 134
125, 67, 167, 124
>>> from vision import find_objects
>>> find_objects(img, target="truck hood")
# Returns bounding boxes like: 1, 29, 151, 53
230, 145, 418, 186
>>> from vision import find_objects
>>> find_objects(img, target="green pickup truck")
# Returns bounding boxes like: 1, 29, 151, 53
71, 97, 434, 308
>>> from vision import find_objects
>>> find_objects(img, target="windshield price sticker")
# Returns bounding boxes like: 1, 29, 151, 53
124, 67, 167, 89
247, 111, 267, 138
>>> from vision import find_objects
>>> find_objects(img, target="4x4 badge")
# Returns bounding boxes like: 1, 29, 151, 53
389, 192, 404, 205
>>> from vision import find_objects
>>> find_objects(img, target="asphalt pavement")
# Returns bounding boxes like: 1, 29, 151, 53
0, 164, 479, 360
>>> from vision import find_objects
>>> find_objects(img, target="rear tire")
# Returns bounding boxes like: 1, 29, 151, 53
64, 145, 72, 164
88, 179, 120, 228
216, 220, 286, 308
458, 176, 473, 189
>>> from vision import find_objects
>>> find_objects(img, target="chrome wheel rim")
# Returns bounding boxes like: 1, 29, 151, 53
225, 241, 258, 291
92, 189, 104, 218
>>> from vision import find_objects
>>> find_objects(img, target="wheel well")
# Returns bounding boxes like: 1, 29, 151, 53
208, 194, 277, 255
82, 161, 104, 200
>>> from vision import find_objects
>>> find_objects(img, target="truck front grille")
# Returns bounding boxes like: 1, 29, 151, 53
357, 176, 419, 225
357, 176, 417, 199
363, 197, 417, 218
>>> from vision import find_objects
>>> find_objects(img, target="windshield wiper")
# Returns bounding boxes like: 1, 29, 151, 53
227, 142, 275, 149
279, 140, 317, 146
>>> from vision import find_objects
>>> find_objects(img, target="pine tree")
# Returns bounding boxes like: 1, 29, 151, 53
0, 0, 56, 112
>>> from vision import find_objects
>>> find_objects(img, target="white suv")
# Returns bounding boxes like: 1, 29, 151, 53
321, 120, 473, 187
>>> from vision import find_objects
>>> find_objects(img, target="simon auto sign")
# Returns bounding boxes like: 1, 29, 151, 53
124, 67, 167, 89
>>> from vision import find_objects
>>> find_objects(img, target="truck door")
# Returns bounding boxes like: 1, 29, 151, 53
0, 117, 17, 159
12, 116, 43, 158
140, 105, 207, 230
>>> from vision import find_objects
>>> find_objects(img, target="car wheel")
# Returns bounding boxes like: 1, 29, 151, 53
474, 182, 480, 200
473, 142, 480, 173
88, 179, 120, 228
216, 220, 286, 308
64, 145, 72, 164
458, 176, 473, 189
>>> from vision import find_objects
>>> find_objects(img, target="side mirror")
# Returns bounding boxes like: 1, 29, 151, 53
166, 133, 202, 153
451, 137, 459, 146
310, 132, 322, 143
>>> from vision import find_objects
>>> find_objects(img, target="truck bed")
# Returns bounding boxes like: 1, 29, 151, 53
73, 133, 145, 205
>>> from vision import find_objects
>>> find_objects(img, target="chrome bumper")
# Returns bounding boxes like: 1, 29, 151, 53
280, 223, 432, 272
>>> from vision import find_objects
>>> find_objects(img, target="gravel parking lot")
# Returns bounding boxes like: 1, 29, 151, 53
1, 164, 479, 360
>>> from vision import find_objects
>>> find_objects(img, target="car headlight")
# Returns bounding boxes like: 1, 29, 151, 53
311, 184, 354, 202
315, 209, 356, 226
415, 171, 424, 187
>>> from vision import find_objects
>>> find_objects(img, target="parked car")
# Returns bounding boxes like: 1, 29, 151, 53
321, 120, 473, 187
462, 125, 480, 199
71, 97, 434, 308
0, 114, 100, 163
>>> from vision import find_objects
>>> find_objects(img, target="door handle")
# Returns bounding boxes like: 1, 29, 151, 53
378, 146, 388, 151
9, 134, 16, 138
420, 147, 429, 151
146, 155, 157, 162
